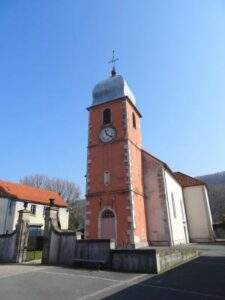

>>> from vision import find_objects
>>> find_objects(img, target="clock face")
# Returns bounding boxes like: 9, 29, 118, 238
99, 126, 116, 143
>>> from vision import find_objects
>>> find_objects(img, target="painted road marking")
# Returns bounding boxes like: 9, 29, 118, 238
76, 274, 148, 300
40, 270, 124, 283
0, 266, 51, 280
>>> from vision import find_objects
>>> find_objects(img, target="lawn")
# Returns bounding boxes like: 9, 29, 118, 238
26, 251, 42, 261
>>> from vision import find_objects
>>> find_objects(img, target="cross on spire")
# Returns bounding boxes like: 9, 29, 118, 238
108, 50, 119, 77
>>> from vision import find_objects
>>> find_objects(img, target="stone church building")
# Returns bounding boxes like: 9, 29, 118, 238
85, 69, 214, 248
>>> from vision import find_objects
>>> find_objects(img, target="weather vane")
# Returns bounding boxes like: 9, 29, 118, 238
108, 50, 119, 77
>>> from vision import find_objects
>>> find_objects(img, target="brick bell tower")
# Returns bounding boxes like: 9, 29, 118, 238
85, 63, 148, 248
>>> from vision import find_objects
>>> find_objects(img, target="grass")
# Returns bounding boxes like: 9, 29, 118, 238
26, 250, 42, 261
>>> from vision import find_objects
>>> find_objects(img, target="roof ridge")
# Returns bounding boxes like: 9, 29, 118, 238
0, 179, 67, 208
0, 179, 59, 195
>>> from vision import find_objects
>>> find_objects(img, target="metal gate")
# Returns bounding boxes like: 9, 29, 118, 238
26, 225, 44, 262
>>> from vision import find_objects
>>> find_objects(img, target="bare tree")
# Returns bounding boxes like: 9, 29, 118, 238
20, 174, 84, 230
21, 174, 49, 189
20, 174, 80, 205
68, 200, 85, 231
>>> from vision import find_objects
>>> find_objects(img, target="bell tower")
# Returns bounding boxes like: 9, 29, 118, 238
85, 67, 148, 248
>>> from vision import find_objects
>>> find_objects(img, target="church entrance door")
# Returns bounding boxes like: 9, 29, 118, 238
100, 209, 116, 241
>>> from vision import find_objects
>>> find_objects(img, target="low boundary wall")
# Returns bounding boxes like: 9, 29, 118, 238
156, 246, 199, 273
0, 209, 30, 263
41, 206, 199, 273
42, 222, 77, 266
0, 231, 17, 262
74, 239, 115, 268
112, 249, 157, 273
111, 247, 199, 273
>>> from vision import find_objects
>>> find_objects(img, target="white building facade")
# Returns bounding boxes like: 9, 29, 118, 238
0, 180, 69, 235
142, 150, 214, 246
174, 173, 214, 243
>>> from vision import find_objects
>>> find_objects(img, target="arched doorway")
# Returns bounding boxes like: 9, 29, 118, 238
100, 209, 116, 241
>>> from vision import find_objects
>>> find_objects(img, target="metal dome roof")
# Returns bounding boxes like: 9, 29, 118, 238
92, 75, 136, 106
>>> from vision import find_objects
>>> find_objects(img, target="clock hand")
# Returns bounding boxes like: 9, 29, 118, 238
105, 129, 113, 137
105, 131, 112, 137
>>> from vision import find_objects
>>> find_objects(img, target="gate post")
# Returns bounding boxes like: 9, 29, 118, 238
42, 199, 59, 264
14, 205, 30, 263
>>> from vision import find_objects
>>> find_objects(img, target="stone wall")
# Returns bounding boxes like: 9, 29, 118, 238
75, 239, 114, 267
42, 205, 77, 265
0, 231, 16, 262
156, 246, 199, 273
42, 206, 199, 274
112, 249, 157, 273
45, 226, 77, 265
111, 247, 199, 274
42, 220, 113, 266
0, 209, 30, 263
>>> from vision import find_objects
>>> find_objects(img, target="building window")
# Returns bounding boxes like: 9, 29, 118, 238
30, 205, 36, 215
132, 112, 136, 129
103, 171, 110, 186
103, 108, 111, 125
171, 193, 176, 218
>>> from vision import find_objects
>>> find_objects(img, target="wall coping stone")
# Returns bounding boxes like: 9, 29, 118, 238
77, 239, 111, 243
50, 219, 76, 236
0, 230, 16, 238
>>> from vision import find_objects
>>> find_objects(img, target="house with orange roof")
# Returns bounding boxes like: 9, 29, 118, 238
0, 180, 69, 235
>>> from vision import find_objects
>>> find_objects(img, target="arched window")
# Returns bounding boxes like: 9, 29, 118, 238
101, 209, 115, 218
132, 112, 136, 129
103, 108, 111, 125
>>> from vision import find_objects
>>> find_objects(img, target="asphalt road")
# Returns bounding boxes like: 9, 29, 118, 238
0, 244, 225, 300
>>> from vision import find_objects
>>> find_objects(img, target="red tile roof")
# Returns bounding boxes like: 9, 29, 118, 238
173, 172, 206, 188
0, 179, 68, 208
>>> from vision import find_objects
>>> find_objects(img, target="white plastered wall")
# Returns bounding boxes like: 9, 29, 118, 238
183, 185, 214, 242
58, 207, 69, 229
12, 202, 69, 231
164, 170, 189, 245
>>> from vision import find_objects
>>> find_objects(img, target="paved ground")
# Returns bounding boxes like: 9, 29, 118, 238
0, 244, 225, 300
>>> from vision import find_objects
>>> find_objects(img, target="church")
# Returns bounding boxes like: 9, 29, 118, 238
85, 66, 214, 248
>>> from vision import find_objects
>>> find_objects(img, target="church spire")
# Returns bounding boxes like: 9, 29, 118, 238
108, 50, 119, 77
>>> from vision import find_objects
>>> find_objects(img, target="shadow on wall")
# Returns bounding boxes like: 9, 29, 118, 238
213, 216, 225, 239
102, 256, 225, 300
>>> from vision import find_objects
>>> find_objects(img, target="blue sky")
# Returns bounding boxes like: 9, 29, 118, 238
0, 1, 225, 195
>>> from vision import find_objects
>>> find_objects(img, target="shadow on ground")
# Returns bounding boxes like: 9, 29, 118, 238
103, 256, 225, 300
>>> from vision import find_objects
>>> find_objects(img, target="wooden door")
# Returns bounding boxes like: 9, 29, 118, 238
101, 210, 116, 240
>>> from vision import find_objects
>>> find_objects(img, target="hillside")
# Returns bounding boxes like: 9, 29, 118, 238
199, 171, 225, 186
198, 171, 225, 223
